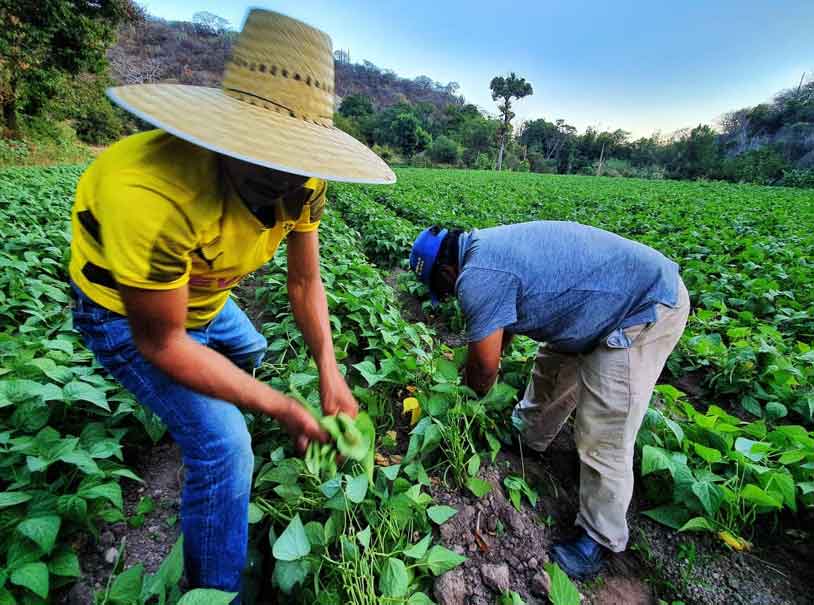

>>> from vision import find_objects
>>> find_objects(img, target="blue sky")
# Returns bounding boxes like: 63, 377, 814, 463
142, 1, 814, 137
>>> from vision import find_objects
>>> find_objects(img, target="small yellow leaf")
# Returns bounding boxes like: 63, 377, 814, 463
406, 385, 417, 394
718, 531, 751, 552
402, 397, 421, 426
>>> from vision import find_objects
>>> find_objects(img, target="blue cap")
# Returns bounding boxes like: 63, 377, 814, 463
410, 227, 448, 304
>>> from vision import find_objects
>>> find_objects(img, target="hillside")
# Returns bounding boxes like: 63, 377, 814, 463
109, 14, 463, 110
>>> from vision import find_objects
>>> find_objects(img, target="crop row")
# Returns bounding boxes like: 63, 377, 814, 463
344, 168, 814, 422
0, 166, 163, 603
332, 169, 814, 538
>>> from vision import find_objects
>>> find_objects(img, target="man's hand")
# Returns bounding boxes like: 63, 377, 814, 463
277, 396, 329, 453
320, 367, 359, 418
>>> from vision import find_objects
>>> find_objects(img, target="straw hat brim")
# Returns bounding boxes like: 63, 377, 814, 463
107, 84, 396, 185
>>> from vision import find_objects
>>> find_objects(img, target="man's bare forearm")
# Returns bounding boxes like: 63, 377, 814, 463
288, 274, 337, 373
137, 332, 291, 417
463, 359, 499, 396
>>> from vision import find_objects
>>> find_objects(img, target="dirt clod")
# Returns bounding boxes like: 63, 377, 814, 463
434, 567, 468, 605
590, 577, 654, 605
530, 571, 551, 596
480, 563, 510, 592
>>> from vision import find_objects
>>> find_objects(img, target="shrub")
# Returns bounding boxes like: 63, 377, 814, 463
428, 134, 461, 165
0, 117, 92, 166
473, 153, 493, 170
410, 151, 432, 168
371, 144, 401, 165
782, 168, 814, 189
0, 139, 31, 165
74, 99, 124, 145
721, 147, 790, 185
334, 112, 366, 143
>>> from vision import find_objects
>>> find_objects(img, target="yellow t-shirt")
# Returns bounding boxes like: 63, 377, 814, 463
69, 130, 325, 328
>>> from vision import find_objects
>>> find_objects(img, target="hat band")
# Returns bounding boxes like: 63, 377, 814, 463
224, 88, 334, 128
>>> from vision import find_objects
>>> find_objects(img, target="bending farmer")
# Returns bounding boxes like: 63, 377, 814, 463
409, 221, 689, 579
68, 10, 394, 599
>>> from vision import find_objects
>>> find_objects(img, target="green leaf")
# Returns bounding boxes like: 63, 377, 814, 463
641, 505, 691, 530
63, 380, 109, 411
352, 360, 392, 387
692, 442, 723, 464
466, 477, 492, 498
641, 445, 673, 475
740, 484, 782, 509
355, 412, 377, 480
247, 503, 263, 524
427, 505, 458, 525
10, 562, 49, 599
421, 546, 467, 576
0, 492, 32, 508
797, 481, 814, 495
356, 526, 371, 550
0, 380, 44, 408
403, 533, 432, 560
498, 591, 527, 605
691, 481, 723, 516
678, 517, 715, 533
144, 536, 184, 597
379, 558, 409, 597
381, 464, 400, 481
0, 587, 14, 605
17, 516, 61, 554
345, 473, 368, 504
761, 470, 796, 512
466, 453, 481, 477
109, 564, 144, 603
778, 450, 806, 465
407, 592, 436, 605
81, 482, 123, 510
273, 559, 310, 594
48, 551, 80, 577
59, 450, 100, 474
331, 414, 371, 461
765, 401, 788, 421
434, 358, 459, 382
177, 589, 239, 604
273, 514, 310, 561
544, 562, 581, 605
734, 438, 771, 462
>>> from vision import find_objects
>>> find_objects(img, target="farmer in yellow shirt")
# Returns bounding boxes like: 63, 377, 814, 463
68, 10, 394, 600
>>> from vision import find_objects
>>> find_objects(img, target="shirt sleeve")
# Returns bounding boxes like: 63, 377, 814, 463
457, 267, 520, 343
293, 179, 326, 233
95, 173, 197, 290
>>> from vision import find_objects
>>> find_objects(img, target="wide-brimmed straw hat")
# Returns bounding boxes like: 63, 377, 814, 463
107, 9, 395, 184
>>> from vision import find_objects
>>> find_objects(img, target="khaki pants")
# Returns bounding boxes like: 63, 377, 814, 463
512, 279, 690, 552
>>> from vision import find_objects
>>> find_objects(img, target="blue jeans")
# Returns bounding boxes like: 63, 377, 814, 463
70, 284, 267, 599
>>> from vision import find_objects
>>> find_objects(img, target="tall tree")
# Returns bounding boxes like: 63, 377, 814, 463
490, 72, 533, 170
0, 0, 133, 133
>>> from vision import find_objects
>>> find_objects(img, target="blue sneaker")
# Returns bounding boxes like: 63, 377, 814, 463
550, 531, 608, 580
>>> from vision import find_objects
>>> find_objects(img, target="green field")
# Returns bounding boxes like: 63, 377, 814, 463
1, 166, 813, 604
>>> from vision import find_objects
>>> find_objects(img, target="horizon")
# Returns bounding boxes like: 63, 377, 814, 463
141, 0, 814, 138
